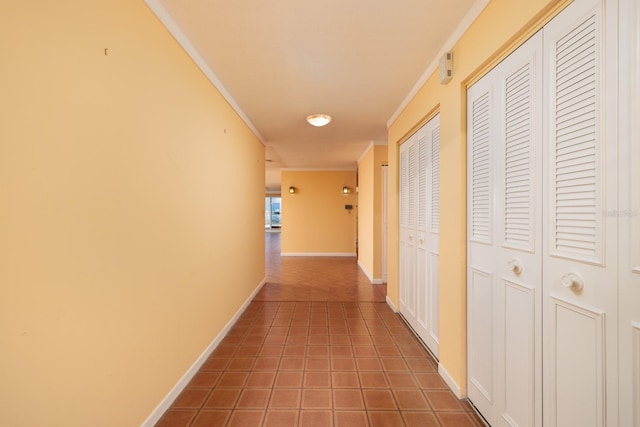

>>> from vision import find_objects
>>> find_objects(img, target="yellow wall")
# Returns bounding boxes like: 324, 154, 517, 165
387, 0, 569, 395
373, 145, 389, 278
358, 145, 389, 281
281, 171, 357, 254
0, 1, 265, 426
358, 149, 375, 277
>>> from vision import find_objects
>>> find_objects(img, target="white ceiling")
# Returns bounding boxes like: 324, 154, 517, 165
149, 0, 482, 191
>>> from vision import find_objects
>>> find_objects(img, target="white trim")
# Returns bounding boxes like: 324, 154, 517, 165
280, 252, 356, 257
141, 278, 266, 427
386, 0, 491, 128
357, 260, 383, 284
386, 296, 398, 312
144, 0, 265, 144
438, 363, 465, 399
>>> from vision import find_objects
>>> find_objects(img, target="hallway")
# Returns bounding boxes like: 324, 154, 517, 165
156, 233, 484, 426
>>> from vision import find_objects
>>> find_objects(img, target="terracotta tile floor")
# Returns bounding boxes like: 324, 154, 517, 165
156, 233, 486, 426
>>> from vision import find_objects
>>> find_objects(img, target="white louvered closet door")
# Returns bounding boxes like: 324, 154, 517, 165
424, 115, 440, 356
542, 0, 618, 426
399, 114, 441, 359
467, 67, 498, 426
467, 31, 543, 427
414, 115, 441, 357
494, 31, 543, 427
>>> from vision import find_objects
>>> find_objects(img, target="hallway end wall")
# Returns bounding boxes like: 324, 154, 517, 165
281, 170, 357, 255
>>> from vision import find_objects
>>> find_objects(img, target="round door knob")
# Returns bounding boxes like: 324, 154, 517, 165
507, 259, 523, 275
561, 273, 584, 292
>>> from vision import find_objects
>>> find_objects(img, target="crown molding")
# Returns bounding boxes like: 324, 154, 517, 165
145, 0, 266, 144
386, 0, 490, 129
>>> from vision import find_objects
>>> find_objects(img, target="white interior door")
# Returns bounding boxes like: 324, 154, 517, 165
467, 31, 543, 427
542, 1, 618, 426
467, 68, 498, 425
399, 115, 440, 358
494, 32, 543, 427
425, 117, 440, 355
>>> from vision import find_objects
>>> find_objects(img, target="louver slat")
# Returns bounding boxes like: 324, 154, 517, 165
431, 126, 441, 233
505, 62, 533, 249
553, 15, 600, 259
471, 92, 492, 242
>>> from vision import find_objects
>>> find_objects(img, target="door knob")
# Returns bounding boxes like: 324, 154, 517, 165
561, 273, 584, 292
507, 259, 523, 275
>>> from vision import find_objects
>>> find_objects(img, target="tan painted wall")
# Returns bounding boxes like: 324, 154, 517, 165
0, 1, 265, 426
359, 145, 390, 281
358, 149, 375, 277
281, 171, 357, 254
373, 146, 389, 278
387, 0, 569, 395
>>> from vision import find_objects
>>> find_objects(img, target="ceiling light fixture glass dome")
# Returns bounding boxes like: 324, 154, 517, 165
306, 114, 332, 127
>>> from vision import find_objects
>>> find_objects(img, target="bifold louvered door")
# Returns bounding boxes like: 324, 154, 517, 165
468, 0, 620, 426
542, 1, 618, 425
467, 31, 543, 427
399, 114, 440, 357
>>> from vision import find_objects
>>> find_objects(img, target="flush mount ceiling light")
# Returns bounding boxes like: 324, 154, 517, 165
306, 114, 332, 127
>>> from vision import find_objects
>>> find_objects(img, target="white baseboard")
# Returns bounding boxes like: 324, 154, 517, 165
280, 252, 356, 257
141, 278, 266, 427
438, 363, 465, 399
357, 260, 373, 283
357, 260, 384, 284
385, 296, 398, 312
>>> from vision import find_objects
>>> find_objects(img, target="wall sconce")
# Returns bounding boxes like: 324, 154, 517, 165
289, 186, 296, 194
342, 186, 351, 195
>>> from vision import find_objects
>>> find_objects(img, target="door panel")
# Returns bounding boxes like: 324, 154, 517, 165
542, 0, 617, 426
467, 66, 498, 426
468, 267, 494, 405
503, 280, 535, 427
426, 118, 441, 354
550, 297, 605, 427
496, 31, 543, 427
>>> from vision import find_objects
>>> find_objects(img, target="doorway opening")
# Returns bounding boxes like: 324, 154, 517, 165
265, 197, 282, 231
